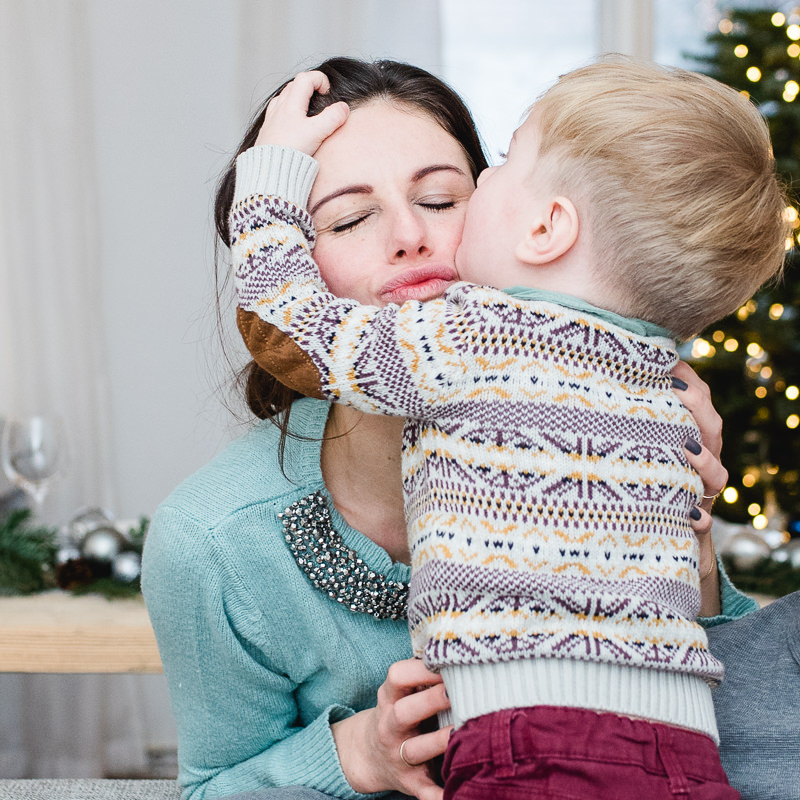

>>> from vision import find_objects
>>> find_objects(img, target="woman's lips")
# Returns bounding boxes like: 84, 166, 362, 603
379, 265, 458, 304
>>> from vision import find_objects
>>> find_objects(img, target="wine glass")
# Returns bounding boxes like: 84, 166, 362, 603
1, 415, 66, 515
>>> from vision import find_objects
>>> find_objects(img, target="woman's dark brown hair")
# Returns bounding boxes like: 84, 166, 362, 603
215, 56, 488, 434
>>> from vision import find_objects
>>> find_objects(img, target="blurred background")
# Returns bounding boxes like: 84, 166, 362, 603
1, 0, 798, 780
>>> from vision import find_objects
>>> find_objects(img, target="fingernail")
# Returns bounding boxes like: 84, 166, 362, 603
671, 377, 689, 391
685, 436, 702, 455
690, 507, 702, 521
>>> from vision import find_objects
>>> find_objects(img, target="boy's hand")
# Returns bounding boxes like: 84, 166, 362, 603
255, 70, 349, 156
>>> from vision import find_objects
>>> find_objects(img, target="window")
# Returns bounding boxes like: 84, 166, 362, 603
441, 0, 595, 162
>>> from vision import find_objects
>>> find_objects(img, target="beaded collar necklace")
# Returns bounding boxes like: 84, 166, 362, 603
280, 490, 408, 619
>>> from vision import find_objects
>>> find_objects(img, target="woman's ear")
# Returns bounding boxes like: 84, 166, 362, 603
515, 196, 579, 265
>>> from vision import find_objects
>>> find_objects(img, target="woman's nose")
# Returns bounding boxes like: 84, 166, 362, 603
388, 208, 430, 261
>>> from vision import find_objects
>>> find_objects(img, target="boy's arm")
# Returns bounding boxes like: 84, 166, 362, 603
231, 145, 465, 419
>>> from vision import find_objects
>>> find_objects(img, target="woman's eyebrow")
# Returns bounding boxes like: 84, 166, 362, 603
310, 165, 468, 216
310, 185, 373, 216
413, 164, 468, 182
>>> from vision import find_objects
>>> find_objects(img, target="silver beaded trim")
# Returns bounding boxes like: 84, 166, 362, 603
279, 491, 408, 619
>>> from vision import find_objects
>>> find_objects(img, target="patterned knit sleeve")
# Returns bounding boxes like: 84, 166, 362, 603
230, 146, 467, 421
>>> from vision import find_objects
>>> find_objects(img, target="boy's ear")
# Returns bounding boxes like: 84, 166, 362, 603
515, 196, 579, 265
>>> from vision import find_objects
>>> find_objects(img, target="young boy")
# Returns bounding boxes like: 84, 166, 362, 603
230, 58, 786, 796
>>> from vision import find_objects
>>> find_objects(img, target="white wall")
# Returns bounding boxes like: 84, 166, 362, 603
87, 0, 244, 519
85, 0, 443, 520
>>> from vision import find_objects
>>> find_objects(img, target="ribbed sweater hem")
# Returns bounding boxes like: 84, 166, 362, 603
441, 658, 719, 743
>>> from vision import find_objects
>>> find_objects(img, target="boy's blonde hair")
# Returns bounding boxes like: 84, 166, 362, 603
532, 56, 788, 340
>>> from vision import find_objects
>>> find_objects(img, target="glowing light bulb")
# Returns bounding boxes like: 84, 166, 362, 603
760, 366, 773, 380
722, 487, 739, 503
748, 503, 762, 516
755, 386, 768, 399
769, 303, 785, 319
746, 342, 763, 357
789, 43, 800, 57
746, 67, 762, 81
712, 330, 725, 342
724, 338, 739, 352
753, 514, 768, 530
734, 44, 749, 57
742, 474, 757, 488
788, 24, 800, 40
787, 414, 800, 429
773, 12, 787, 26
720, 18, 734, 33
691, 339, 714, 358
786, 385, 799, 400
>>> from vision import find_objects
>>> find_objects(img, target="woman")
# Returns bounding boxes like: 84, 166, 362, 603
142, 57, 752, 800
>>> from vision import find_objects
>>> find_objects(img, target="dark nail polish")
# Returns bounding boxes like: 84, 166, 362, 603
690, 507, 702, 521
685, 436, 702, 455
671, 377, 689, 391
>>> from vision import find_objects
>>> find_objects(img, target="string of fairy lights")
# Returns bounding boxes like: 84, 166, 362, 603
682, 9, 800, 533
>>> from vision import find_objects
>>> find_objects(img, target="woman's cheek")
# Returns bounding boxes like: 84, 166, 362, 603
313, 238, 374, 302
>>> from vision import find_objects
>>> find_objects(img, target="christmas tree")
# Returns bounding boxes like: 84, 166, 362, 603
686, 7, 800, 533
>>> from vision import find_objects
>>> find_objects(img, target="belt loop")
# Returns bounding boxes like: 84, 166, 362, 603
490, 708, 517, 778
654, 725, 690, 798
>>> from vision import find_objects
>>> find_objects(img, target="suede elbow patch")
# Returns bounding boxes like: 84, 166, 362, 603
237, 307, 325, 400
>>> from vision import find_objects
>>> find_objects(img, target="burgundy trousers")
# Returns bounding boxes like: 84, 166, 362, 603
443, 706, 740, 800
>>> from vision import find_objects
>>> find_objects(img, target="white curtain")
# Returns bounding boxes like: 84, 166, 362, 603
0, 0, 441, 780
0, 0, 114, 524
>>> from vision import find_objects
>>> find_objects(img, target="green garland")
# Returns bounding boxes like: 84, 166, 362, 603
0, 509, 147, 599
0, 509, 57, 595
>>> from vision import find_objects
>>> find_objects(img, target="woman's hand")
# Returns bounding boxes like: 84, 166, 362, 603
672, 361, 727, 615
255, 70, 349, 155
331, 657, 451, 800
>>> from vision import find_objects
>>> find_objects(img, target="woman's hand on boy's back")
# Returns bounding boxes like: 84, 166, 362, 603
672, 360, 727, 615
256, 70, 349, 156
331, 657, 451, 800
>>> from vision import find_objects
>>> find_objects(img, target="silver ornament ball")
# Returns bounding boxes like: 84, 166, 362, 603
112, 551, 142, 583
771, 538, 800, 569
56, 545, 82, 565
721, 531, 771, 571
81, 526, 126, 562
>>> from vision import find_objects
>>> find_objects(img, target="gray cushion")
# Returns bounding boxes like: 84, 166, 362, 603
0, 780, 181, 800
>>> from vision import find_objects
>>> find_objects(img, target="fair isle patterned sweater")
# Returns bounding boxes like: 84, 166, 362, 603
231, 147, 722, 735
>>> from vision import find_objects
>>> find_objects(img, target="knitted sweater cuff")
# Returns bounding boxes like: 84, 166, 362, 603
294, 703, 387, 800
234, 145, 318, 209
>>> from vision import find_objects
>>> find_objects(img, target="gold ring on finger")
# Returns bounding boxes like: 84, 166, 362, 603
399, 738, 416, 768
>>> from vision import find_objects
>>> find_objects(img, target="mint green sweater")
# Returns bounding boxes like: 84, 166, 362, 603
141, 398, 412, 800
142, 397, 756, 800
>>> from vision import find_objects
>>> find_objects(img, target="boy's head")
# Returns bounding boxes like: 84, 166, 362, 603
461, 56, 789, 341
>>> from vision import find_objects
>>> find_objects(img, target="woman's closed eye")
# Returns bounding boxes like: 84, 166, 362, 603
325, 211, 375, 234
418, 199, 456, 212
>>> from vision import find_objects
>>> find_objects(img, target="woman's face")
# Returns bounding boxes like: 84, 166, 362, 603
309, 100, 475, 306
